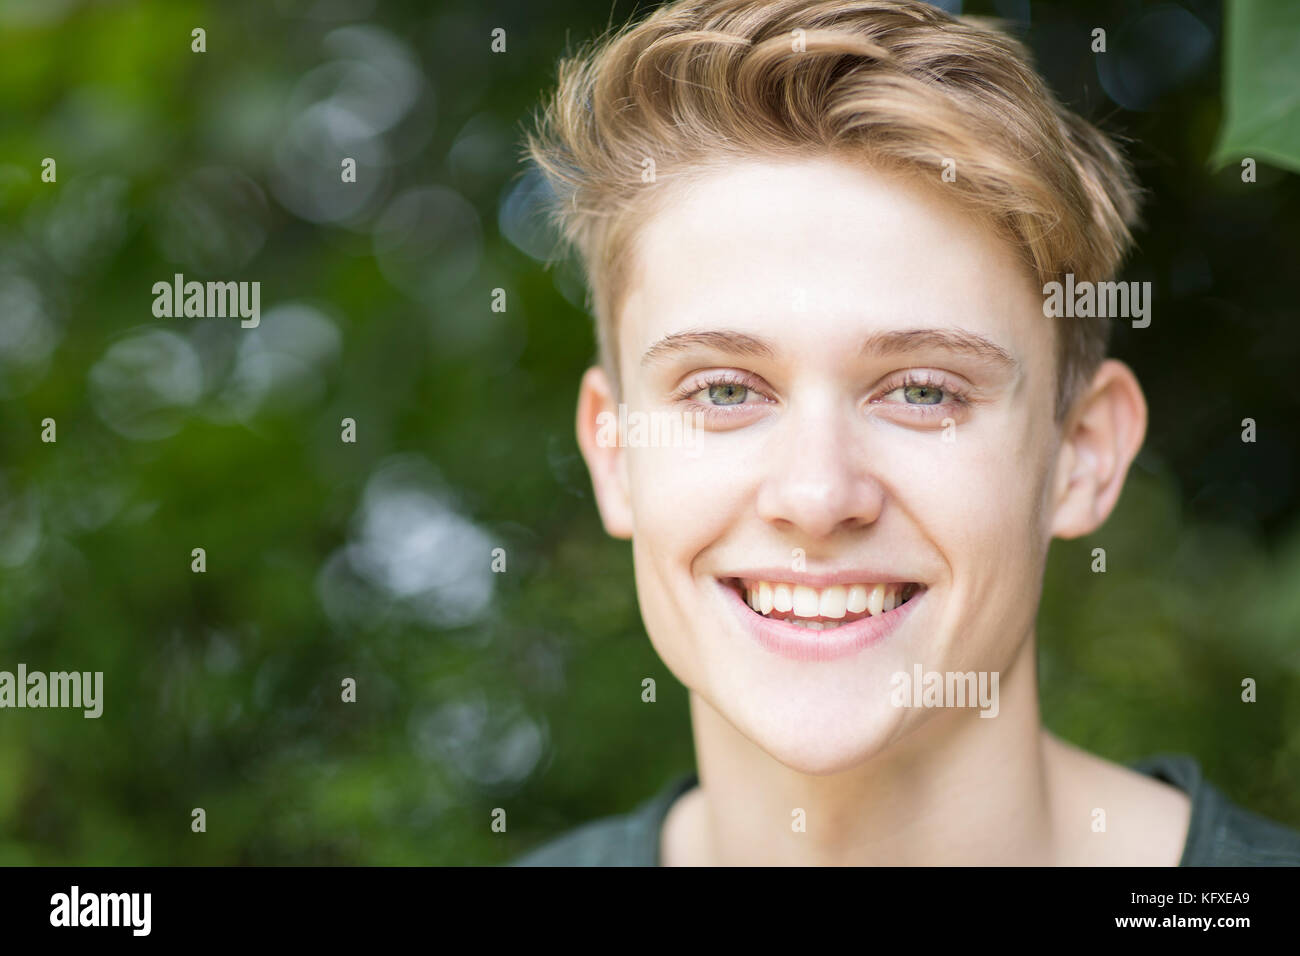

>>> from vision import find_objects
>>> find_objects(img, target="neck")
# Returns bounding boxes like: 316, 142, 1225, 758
674, 635, 1060, 865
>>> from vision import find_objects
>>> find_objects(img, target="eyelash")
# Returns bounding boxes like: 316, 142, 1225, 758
672, 371, 773, 414
672, 370, 972, 421
872, 370, 972, 419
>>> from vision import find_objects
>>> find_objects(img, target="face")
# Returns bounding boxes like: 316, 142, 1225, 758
577, 155, 1129, 774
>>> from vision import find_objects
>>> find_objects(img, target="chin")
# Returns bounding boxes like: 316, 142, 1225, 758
711, 688, 915, 776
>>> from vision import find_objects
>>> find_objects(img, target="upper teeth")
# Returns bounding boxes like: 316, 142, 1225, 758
743, 582, 908, 619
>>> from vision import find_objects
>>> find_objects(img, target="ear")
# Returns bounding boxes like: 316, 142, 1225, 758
575, 365, 634, 539
1049, 359, 1148, 539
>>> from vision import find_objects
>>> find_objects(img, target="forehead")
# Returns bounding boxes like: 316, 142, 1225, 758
617, 155, 1047, 372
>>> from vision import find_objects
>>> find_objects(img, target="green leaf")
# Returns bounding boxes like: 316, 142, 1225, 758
1211, 0, 1300, 173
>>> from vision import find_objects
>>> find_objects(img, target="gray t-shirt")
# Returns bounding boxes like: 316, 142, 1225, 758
511, 753, 1300, 866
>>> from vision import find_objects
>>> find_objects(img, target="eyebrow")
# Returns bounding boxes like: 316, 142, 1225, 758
641, 326, 1017, 370
641, 329, 776, 366
859, 328, 1017, 370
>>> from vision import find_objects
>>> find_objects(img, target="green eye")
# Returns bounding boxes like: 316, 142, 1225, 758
903, 384, 943, 405
708, 383, 748, 405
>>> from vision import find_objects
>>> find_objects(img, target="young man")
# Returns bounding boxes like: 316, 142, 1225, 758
512, 0, 1300, 865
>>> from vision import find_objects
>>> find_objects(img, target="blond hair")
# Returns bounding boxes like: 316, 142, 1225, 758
524, 0, 1141, 419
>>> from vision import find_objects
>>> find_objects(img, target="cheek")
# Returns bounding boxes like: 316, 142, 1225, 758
875, 411, 1048, 563
625, 438, 747, 552
938, 445, 1043, 554
625, 443, 743, 674
899, 419, 1054, 662
892, 401, 1052, 537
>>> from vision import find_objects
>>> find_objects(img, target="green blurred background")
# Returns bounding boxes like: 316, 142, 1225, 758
0, 0, 1296, 864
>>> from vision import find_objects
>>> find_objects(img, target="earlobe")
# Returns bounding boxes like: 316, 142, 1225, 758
575, 365, 635, 539
1049, 359, 1148, 540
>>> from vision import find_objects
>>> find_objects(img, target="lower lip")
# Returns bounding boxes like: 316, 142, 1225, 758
718, 580, 922, 662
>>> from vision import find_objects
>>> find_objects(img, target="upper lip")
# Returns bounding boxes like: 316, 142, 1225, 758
718, 568, 921, 588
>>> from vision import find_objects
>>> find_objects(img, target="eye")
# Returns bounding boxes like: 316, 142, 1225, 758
902, 384, 944, 405
871, 371, 972, 422
707, 383, 749, 406
672, 370, 775, 419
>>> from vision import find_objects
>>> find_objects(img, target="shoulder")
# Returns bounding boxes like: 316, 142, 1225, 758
1132, 752, 1300, 866
1045, 733, 1300, 866
1202, 794, 1300, 866
1045, 733, 1193, 864
509, 811, 651, 867
508, 773, 698, 867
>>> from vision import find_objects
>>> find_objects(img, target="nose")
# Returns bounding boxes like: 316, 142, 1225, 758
754, 394, 884, 539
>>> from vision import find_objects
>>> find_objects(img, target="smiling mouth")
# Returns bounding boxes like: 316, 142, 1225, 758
722, 578, 925, 631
